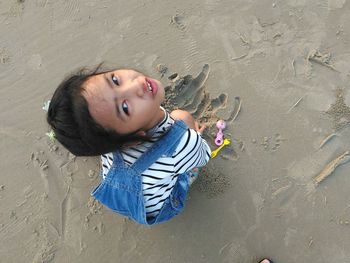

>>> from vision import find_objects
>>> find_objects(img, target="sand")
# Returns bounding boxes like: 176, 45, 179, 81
1, 0, 350, 262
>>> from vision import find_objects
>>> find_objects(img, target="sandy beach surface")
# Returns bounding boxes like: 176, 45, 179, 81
2, 0, 350, 262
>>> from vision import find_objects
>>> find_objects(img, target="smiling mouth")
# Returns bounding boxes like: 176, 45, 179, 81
145, 78, 158, 96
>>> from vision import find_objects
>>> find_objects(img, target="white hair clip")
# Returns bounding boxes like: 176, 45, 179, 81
42, 100, 51, 112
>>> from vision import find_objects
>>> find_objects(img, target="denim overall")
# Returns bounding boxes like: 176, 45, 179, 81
91, 120, 190, 225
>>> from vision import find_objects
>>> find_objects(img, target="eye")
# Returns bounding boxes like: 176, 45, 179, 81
122, 101, 129, 115
111, 74, 119, 85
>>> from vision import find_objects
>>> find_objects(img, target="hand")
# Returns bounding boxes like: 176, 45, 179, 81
194, 121, 206, 135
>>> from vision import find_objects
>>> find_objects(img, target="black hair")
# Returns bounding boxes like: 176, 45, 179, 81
47, 65, 147, 156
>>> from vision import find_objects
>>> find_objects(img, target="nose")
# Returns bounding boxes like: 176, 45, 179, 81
120, 77, 144, 98
135, 81, 144, 97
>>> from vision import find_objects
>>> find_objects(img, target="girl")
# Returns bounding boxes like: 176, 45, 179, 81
47, 66, 211, 225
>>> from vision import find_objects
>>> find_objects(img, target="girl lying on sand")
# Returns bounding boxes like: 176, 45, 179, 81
47, 66, 210, 225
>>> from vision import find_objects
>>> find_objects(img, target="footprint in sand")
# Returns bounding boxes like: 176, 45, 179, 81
0, 48, 11, 64
163, 64, 240, 127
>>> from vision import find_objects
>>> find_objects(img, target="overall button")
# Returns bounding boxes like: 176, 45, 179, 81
173, 198, 179, 208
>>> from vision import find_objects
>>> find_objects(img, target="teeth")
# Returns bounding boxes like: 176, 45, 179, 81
147, 82, 152, 92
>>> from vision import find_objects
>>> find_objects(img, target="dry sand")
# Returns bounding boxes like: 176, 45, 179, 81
1, 0, 350, 262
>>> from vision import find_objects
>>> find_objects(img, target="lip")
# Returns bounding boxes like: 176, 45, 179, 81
145, 78, 158, 97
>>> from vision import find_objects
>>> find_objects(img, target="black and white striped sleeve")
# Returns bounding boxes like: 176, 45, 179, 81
172, 129, 211, 174
101, 153, 113, 179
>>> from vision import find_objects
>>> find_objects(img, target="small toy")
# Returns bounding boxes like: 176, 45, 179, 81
215, 120, 226, 146
211, 138, 231, 158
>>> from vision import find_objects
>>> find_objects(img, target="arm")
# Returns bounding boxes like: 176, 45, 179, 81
172, 128, 211, 173
170, 109, 211, 173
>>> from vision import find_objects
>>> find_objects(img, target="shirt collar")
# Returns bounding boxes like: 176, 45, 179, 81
146, 107, 174, 138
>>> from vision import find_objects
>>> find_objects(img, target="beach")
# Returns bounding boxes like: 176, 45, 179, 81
1, 0, 350, 262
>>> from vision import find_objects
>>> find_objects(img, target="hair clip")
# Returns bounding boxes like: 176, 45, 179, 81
45, 130, 56, 142
42, 100, 51, 112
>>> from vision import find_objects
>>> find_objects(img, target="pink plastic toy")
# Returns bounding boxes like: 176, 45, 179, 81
215, 120, 226, 146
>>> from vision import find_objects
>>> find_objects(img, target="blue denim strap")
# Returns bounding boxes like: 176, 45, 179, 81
112, 150, 126, 169
131, 120, 188, 174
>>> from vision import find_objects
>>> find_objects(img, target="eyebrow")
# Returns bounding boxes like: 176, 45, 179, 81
104, 74, 113, 90
103, 74, 122, 118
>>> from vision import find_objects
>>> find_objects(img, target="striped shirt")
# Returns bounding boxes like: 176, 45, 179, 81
101, 107, 211, 218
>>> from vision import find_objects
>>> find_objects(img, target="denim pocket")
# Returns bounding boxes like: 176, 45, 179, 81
91, 180, 131, 215
152, 173, 190, 224
169, 182, 186, 212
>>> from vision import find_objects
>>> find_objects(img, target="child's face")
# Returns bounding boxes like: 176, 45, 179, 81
82, 69, 165, 135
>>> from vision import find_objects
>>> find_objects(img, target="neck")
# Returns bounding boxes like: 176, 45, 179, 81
154, 107, 166, 126
144, 107, 165, 131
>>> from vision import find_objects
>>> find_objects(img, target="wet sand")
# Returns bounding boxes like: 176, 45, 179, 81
1, 0, 350, 262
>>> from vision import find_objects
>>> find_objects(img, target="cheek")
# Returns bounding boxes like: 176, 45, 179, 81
93, 103, 116, 128
95, 110, 113, 128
